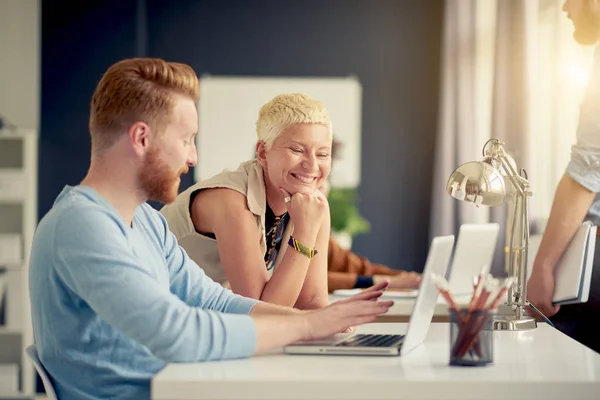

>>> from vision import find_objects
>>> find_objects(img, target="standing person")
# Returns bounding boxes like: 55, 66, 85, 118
528, 0, 600, 353
28, 57, 394, 400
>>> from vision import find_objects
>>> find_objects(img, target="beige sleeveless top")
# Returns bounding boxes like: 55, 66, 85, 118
159, 159, 294, 287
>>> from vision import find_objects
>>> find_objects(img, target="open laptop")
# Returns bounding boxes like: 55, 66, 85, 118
284, 235, 455, 356
446, 223, 499, 295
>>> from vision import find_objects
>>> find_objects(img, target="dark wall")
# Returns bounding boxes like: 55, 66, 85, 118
41, 0, 443, 272
41, 0, 139, 208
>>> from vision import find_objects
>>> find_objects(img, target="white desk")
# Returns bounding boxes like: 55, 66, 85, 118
151, 323, 600, 400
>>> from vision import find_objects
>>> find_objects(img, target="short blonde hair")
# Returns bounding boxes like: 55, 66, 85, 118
256, 93, 332, 148
89, 57, 200, 152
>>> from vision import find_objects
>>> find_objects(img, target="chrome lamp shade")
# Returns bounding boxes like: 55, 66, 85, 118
446, 161, 505, 207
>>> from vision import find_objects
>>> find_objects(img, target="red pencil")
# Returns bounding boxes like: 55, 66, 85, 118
459, 277, 514, 358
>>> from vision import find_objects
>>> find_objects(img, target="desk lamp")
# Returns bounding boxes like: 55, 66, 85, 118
446, 138, 537, 331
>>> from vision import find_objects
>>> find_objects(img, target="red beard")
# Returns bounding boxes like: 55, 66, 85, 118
138, 146, 188, 204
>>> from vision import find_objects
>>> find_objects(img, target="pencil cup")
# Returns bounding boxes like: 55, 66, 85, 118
449, 308, 493, 366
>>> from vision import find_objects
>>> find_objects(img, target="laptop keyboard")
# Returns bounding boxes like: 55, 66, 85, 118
335, 334, 405, 347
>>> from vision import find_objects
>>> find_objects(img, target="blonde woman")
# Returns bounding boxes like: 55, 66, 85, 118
161, 93, 333, 309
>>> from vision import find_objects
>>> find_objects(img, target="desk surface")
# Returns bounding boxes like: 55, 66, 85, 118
152, 323, 600, 400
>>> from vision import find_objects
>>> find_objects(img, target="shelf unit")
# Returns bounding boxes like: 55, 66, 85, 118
0, 129, 37, 399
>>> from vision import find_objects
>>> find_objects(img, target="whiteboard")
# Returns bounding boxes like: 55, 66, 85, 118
195, 75, 362, 187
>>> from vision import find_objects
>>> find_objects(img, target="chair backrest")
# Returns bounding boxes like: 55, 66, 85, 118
25, 345, 58, 400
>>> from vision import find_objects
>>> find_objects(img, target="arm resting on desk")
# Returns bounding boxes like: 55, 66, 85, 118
159, 210, 258, 314
249, 284, 393, 354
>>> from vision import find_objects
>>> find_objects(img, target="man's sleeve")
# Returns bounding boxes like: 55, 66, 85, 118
153, 209, 260, 314
52, 206, 257, 362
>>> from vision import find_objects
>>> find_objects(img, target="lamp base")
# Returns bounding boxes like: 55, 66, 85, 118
490, 314, 537, 331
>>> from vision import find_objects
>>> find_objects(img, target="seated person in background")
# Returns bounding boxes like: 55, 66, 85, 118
327, 236, 422, 292
161, 93, 333, 309
28, 57, 393, 400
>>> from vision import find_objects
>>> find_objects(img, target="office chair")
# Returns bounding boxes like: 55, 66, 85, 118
24, 345, 58, 400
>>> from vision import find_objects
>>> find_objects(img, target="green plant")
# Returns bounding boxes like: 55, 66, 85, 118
327, 187, 371, 237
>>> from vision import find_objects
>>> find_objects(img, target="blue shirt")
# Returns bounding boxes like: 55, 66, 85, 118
567, 45, 600, 224
29, 185, 259, 400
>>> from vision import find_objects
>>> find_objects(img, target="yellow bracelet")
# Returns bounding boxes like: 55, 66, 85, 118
288, 236, 318, 259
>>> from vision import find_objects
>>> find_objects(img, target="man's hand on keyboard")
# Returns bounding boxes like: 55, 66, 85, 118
334, 283, 390, 334
302, 286, 393, 341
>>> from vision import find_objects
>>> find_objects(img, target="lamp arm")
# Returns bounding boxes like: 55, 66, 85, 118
508, 191, 530, 311
495, 154, 531, 314
497, 154, 527, 195
519, 191, 530, 316
507, 192, 519, 305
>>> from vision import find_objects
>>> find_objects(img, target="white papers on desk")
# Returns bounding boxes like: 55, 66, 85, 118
332, 288, 419, 298
552, 221, 596, 305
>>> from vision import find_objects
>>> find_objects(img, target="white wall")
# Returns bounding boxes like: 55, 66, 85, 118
0, 0, 40, 130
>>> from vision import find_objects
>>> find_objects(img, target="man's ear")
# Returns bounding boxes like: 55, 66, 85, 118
256, 140, 268, 167
128, 122, 151, 156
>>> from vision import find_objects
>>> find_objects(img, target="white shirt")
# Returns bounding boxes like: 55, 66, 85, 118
566, 44, 600, 224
